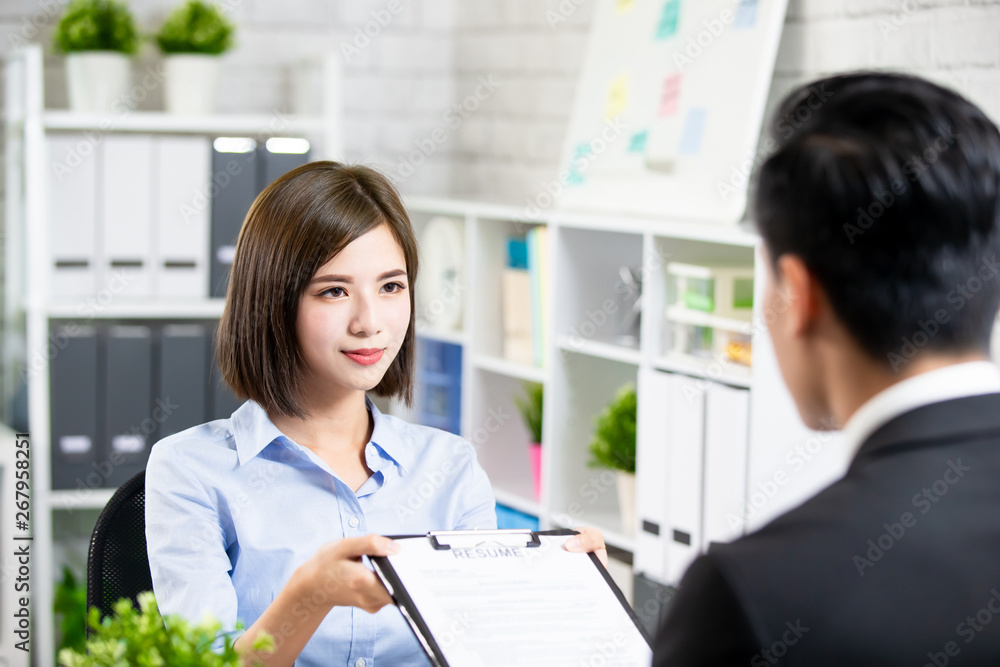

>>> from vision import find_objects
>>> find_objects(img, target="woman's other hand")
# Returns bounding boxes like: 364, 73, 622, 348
562, 526, 609, 568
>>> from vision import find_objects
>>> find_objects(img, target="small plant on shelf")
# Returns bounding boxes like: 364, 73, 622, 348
588, 384, 637, 474
588, 383, 638, 536
53, 0, 140, 54
155, 0, 236, 114
58, 592, 273, 666
515, 381, 544, 501
515, 381, 544, 445
53, 0, 140, 112
156, 0, 235, 55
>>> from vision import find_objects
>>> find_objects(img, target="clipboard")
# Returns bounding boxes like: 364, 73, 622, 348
371, 529, 653, 667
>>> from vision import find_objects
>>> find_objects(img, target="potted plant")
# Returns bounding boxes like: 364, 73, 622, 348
53, 0, 139, 113
588, 384, 637, 535
59, 591, 273, 666
515, 381, 544, 501
156, 0, 235, 114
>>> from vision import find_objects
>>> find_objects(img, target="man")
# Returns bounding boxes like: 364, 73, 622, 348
653, 72, 1000, 665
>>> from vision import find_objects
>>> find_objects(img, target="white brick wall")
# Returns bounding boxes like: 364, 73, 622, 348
3, 0, 1000, 401
453, 0, 1000, 202
0, 0, 459, 197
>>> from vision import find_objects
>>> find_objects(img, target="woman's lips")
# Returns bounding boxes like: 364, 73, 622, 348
343, 349, 384, 365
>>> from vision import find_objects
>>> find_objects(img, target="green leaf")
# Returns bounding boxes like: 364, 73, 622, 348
53, 0, 139, 54
587, 383, 637, 473
514, 381, 544, 443
155, 1, 236, 55
58, 592, 271, 666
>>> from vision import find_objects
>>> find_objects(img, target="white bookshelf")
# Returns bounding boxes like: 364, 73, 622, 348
4, 44, 340, 667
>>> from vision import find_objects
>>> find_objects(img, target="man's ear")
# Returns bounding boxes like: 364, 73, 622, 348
776, 254, 822, 336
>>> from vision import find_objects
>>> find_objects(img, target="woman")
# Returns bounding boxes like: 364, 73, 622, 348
145, 161, 607, 666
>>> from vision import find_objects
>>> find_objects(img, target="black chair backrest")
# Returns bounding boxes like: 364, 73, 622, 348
87, 470, 154, 629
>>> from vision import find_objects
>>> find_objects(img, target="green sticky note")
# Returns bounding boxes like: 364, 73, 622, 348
629, 131, 648, 153
655, 0, 681, 40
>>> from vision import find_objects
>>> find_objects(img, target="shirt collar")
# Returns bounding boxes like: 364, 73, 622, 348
367, 397, 414, 475
839, 360, 1000, 461
232, 395, 413, 474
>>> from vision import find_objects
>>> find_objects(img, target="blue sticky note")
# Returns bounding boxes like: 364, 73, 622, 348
655, 0, 681, 40
678, 108, 707, 155
734, 0, 758, 29
629, 131, 648, 153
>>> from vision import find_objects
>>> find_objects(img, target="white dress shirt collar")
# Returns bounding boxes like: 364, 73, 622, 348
840, 360, 1000, 460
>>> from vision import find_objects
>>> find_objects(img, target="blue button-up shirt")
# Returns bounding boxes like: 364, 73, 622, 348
145, 396, 497, 666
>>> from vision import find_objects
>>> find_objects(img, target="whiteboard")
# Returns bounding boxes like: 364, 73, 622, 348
556, 0, 790, 225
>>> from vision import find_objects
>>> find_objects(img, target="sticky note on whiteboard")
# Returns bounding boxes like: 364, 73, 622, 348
655, 0, 681, 40
658, 73, 682, 117
605, 74, 629, 120
734, 0, 759, 28
678, 108, 708, 155
629, 131, 648, 153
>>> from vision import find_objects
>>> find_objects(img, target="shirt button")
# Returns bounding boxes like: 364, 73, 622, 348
348, 516, 360, 528
355, 659, 366, 667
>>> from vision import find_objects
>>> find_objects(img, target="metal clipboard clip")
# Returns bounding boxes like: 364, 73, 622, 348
427, 529, 542, 551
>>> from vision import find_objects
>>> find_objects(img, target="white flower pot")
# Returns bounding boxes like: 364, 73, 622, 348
616, 470, 636, 537
66, 51, 131, 113
163, 54, 221, 115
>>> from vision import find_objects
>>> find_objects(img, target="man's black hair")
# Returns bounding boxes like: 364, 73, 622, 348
754, 72, 1000, 370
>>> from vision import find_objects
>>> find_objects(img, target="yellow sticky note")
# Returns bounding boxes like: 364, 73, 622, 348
617, 0, 635, 13
605, 74, 629, 120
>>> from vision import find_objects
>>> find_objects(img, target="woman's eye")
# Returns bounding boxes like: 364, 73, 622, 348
322, 286, 346, 298
382, 282, 406, 294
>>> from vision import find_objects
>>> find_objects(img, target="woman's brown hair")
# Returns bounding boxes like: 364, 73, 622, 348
217, 161, 418, 418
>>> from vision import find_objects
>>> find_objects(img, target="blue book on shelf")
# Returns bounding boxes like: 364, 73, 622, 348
417, 338, 462, 435
506, 237, 529, 269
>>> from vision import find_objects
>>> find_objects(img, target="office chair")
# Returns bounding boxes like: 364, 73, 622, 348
86, 469, 154, 632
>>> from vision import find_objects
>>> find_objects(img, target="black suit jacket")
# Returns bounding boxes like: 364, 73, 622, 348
653, 393, 1000, 666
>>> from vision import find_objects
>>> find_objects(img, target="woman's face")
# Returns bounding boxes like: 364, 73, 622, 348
296, 224, 411, 401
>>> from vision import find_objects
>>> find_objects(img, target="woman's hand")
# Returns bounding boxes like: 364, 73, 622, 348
562, 526, 609, 568
236, 535, 400, 665
297, 534, 399, 614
